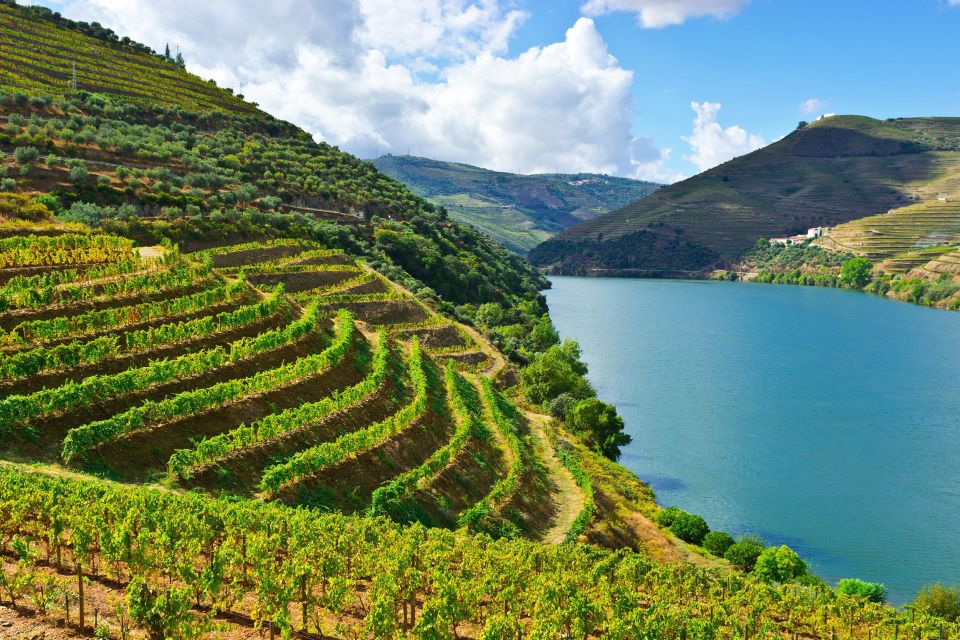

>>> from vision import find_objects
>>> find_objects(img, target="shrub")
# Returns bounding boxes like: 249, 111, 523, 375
69, 165, 90, 184
654, 506, 683, 528
13, 146, 39, 165
913, 583, 960, 622
703, 531, 735, 557
724, 536, 765, 571
0, 178, 16, 191
753, 545, 807, 583
547, 392, 578, 419
669, 511, 709, 545
837, 578, 887, 603
32, 194, 61, 214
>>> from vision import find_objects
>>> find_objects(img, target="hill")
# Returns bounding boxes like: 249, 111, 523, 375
372, 154, 659, 254
529, 115, 960, 275
0, 3, 954, 637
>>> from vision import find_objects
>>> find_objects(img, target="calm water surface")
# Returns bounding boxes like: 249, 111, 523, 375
545, 276, 960, 602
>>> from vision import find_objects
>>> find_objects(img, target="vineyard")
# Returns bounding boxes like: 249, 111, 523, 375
0, 231, 655, 637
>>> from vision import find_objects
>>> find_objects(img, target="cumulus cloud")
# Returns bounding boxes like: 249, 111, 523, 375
799, 98, 824, 114
38, 1, 677, 181
581, 0, 749, 28
682, 101, 764, 172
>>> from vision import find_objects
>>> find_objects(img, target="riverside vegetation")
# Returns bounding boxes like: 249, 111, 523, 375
0, 2, 956, 638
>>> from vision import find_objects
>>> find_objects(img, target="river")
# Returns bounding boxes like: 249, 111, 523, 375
544, 276, 960, 603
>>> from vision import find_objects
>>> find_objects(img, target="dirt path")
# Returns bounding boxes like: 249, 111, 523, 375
137, 245, 165, 261
524, 410, 585, 544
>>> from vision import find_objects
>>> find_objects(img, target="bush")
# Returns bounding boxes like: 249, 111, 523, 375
837, 578, 887, 603
0, 178, 16, 191
753, 545, 808, 583
13, 146, 39, 165
669, 511, 709, 545
69, 165, 90, 184
724, 536, 765, 571
703, 531, 735, 557
913, 583, 960, 622
654, 506, 683, 528
547, 392, 578, 419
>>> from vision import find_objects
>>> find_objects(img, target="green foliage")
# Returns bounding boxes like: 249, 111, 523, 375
702, 530, 735, 557
913, 583, 960, 622
837, 578, 888, 603
668, 511, 709, 545
126, 576, 199, 640
565, 397, 632, 461
547, 392, 578, 419
654, 506, 683, 528
753, 545, 808, 584
520, 339, 593, 406
724, 536, 765, 571
839, 256, 874, 288
12, 146, 39, 165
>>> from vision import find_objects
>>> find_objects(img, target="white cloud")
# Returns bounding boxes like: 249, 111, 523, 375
682, 101, 764, 172
38, 2, 676, 181
581, 0, 749, 28
799, 98, 824, 114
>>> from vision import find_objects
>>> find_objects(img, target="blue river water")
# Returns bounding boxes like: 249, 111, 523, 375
544, 276, 960, 603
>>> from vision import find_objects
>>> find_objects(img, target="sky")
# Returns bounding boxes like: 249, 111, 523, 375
30, 0, 960, 183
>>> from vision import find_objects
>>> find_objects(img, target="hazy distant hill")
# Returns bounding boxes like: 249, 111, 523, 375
529, 115, 960, 275
372, 154, 660, 253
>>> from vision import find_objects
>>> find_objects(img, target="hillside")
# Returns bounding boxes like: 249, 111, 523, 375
0, 2, 955, 638
373, 154, 659, 253
530, 115, 960, 275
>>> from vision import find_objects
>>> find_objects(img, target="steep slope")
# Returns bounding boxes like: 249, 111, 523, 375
0, 0, 258, 115
373, 154, 659, 253
530, 115, 960, 275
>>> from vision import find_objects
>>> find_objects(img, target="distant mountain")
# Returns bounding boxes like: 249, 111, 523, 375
372, 155, 660, 254
529, 115, 960, 275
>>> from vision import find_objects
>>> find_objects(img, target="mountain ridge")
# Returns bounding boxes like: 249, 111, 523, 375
529, 114, 960, 275
372, 154, 659, 253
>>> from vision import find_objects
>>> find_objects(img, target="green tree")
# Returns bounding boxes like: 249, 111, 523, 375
913, 583, 960, 622
668, 511, 709, 545
839, 257, 873, 288
724, 536, 765, 571
13, 146, 39, 165
703, 531, 735, 557
565, 398, 631, 460
69, 165, 89, 184
520, 339, 593, 406
837, 578, 887, 603
753, 545, 808, 583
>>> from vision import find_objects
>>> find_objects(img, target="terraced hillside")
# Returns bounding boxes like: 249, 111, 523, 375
0, 229, 712, 636
817, 200, 960, 271
530, 116, 960, 275
373, 154, 659, 254
0, 0, 258, 115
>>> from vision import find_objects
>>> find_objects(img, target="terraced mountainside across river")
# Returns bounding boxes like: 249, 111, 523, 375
530, 115, 960, 276
373, 154, 659, 254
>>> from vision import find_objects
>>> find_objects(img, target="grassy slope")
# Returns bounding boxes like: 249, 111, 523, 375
373, 154, 659, 253
530, 115, 960, 275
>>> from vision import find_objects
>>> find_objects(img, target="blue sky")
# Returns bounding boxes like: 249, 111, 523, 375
36, 0, 960, 182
